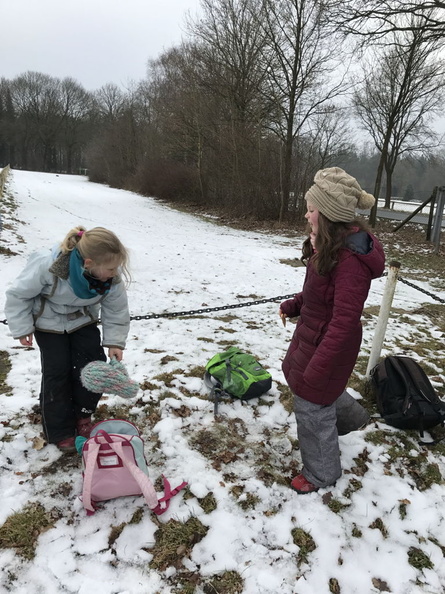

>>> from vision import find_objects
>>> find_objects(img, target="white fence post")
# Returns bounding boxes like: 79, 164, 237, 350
431, 186, 445, 254
365, 261, 401, 377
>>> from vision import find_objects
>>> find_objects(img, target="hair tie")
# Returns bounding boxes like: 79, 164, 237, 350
77, 231, 84, 237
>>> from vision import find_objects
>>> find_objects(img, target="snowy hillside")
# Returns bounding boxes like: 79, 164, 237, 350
0, 170, 444, 594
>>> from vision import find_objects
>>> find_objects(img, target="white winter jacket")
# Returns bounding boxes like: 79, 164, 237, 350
5, 246, 130, 349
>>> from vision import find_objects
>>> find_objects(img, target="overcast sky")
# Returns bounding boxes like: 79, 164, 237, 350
1, 0, 201, 91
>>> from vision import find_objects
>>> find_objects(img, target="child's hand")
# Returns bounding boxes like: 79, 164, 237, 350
278, 309, 287, 327
108, 348, 123, 361
19, 334, 33, 347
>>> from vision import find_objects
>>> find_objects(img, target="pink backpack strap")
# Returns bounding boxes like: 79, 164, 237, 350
152, 475, 188, 516
82, 440, 101, 515
111, 440, 159, 509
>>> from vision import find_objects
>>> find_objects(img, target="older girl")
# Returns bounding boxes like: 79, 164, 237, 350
280, 168, 385, 493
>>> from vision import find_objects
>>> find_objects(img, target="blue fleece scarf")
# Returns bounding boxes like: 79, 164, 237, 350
69, 249, 112, 298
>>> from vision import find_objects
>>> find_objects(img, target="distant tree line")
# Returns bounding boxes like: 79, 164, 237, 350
1, 0, 445, 222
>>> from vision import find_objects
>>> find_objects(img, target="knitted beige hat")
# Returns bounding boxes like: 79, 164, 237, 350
305, 167, 375, 222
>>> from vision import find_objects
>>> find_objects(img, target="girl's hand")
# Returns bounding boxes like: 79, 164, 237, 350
279, 308, 287, 327
108, 348, 123, 361
19, 334, 33, 347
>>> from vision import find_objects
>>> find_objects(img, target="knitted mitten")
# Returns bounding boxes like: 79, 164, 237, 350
80, 358, 139, 399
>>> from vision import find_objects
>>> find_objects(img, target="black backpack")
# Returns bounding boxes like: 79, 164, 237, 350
370, 355, 445, 438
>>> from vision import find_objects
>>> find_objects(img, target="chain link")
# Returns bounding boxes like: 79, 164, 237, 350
1, 276, 443, 326
128, 294, 296, 321
398, 276, 445, 304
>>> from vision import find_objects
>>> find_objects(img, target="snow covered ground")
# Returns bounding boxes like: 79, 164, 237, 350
0, 170, 444, 594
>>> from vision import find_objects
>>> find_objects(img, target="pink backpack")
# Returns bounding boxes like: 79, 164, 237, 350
80, 419, 187, 515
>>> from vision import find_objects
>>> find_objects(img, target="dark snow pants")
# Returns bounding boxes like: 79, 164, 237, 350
294, 390, 369, 488
35, 325, 106, 443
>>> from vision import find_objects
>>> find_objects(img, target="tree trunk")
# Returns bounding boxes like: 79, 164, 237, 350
385, 167, 392, 208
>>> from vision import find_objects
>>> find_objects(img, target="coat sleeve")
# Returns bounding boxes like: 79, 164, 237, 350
100, 281, 130, 349
280, 293, 304, 318
5, 251, 53, 339
302, 255, 372, 391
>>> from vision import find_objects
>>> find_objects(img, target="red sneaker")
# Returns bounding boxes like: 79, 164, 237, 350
76, 417, 93, 438
56, 437, 76, 453
291, 474, 319, 494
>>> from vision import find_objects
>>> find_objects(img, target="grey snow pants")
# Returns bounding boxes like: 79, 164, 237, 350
293, 390, 370, 488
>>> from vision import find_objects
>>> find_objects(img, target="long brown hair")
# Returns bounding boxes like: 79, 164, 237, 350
301, 213, 369, 276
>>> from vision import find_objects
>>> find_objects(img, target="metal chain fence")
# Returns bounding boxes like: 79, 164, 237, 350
0, 274, 443, 326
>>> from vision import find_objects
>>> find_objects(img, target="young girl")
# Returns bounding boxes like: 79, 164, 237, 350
279, 167, 385, 494
5, 226, 131, 453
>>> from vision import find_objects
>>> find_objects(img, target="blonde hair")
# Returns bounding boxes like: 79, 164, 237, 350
60, 226, 131, 282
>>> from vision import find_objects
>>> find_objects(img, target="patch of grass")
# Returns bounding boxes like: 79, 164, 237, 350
170, 570, 201, 593
349, 448, 371, 477
149, 517, 208, 571
198, 492, 217, 514
0, 246, 18, 256
40, 453, 81, 476
0, 502, 61, 560
277, 383, 294, 414
365, 430, 390, 446
291, 527, 316, 566
160, 355, 178, 365
202, 570, 244, 593
190, 418, 248, 463
329, 577, 341, 593
229, 486, 260, 510
399, 499, 410, 520
215, 315, 239, 322
407, 546, 434, 571
0, 350, 12, 395
408, 461, 442, 491
327, 498, 351, 514
140, 380, 158, 391
280, 258, 304, 268
410, 304, 445, 333
245, 321, 262, 330
256, 460, 299, 487
152, 369, 183, 387
94, 403, 137, 422
342, 478, 362, 499
369, 517, 389, 539
351, 524, 362, 538
185, 365, 206, 378
372, 431, 444, 491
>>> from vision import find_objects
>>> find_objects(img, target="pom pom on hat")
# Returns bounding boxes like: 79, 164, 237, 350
81, 358, 139, 399
305, 167, 375, 222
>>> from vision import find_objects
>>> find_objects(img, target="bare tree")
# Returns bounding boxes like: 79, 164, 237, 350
332, 1, 445, 44
353, 25, 445, 222
94, 83, 126, 121
187, 0, 273, 214
60, 78, 93, 173
0, 79, 16, 166
260, 0, 349, 221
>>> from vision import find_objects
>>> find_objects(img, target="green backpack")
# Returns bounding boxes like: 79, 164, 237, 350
205, 347, 272, 413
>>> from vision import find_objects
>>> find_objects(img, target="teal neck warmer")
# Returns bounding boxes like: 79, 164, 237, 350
69, 248, 109, 299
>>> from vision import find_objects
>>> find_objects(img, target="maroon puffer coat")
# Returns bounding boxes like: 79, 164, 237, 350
281, 231, 385, 405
